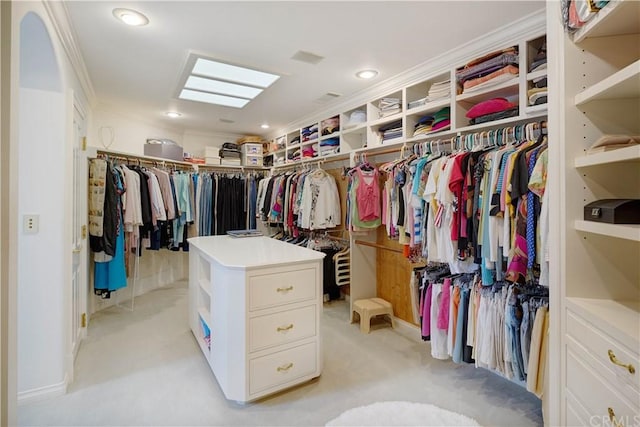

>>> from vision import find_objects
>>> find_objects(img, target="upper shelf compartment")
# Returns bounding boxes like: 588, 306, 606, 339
574, 60, 640, 105
573, 0, 640, 43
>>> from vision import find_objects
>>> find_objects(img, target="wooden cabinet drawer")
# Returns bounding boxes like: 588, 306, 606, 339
249, 305, 316, 352
249, 267, 316, 311
567, 348, 639, 423
567, 310, 639, 393
566, 390, 591, 427
249, 342, 317, 395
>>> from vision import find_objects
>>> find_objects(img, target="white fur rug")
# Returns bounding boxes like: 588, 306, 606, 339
326, 401, 481, 426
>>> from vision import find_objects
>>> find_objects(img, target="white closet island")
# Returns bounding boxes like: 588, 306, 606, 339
188, 235, 325, 403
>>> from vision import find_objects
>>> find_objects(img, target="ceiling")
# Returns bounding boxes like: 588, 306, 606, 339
65, 1, 544, 137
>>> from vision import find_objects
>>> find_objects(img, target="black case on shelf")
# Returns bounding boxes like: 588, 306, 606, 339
583, 199, 640, 224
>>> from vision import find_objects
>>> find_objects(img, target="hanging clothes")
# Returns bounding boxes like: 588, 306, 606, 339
92, 160, 127, 298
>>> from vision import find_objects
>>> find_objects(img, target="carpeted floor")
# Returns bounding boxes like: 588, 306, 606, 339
18, 280, 543, 426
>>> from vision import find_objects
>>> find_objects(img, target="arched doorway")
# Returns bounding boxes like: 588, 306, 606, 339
17, 11, 70, 401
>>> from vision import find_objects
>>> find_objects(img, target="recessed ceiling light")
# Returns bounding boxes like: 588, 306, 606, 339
356, 69, 378, 79
112, 8, 149, 26
261, 124, 270, 129
165, 112, 181, 118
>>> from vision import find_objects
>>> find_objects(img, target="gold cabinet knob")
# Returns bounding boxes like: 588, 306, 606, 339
608, 350, 636, 374
276, 285, 294, 293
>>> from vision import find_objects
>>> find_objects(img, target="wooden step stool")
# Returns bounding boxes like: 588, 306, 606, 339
351, 298, 395, 333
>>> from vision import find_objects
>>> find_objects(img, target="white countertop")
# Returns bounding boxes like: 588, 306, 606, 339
188, 235, 325, 269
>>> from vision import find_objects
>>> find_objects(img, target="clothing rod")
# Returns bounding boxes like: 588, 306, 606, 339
271, 154, 350, 170
96, 149, 193, 167
354, 240, 403, 254
96, 150, 267, 172
353, 119, 548, 159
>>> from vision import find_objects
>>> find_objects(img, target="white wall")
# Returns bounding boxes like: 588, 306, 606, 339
11, 2, 91, 403
87, 108, 243, 159
88, 106, 183, 156
182, 130, 242, 158
17, 88, 66, 395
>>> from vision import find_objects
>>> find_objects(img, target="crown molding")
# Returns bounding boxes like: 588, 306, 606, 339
42, 1, 96, 106
275, 8, 546, 136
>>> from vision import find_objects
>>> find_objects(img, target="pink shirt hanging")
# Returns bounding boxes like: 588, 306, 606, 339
356, 168, 381, 222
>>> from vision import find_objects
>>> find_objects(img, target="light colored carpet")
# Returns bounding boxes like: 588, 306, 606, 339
326, 401, 481, 426
18, 280, 543, 426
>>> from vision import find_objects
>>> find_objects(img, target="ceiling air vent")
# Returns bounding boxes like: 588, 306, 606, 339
219, 118, 235, 123
313, 92, 341, 104
291, 50, 325, 65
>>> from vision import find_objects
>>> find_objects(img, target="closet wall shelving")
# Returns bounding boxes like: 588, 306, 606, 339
268, 31, 548, 331
266, 32, 548, 170
550, 0, 640, 425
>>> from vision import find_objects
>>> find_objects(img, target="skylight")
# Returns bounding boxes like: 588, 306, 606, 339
192, 58, 280, 88
179, 89, 250, 108
178, 57, 280, 108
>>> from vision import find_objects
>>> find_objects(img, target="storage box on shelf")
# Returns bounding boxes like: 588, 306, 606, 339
551, 0, 640, 424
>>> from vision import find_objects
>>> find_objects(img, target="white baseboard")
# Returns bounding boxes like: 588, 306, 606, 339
17, 376, 67, 405
392, 316, 422, 343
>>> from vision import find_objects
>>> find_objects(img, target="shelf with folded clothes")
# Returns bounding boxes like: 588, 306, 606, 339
405, 96, 450, 116
320, 115, 340, 138
370, 117, 404, 146
318, 134, 340, 154
369, 91, 403, 121
455, 83, 520, 129
340, 105, 367, 132
405, 104, 451, 139
526, 69, 547, 82
300, 122, 320, 144
572, 0, 640, 43
317, 145, 341, 158
455, 45, 520, 97
524, 103, 548, 115
527, 35, 547, 75
526, 35, 547, 109
264, 147, 287, 157
286, 130, 301, 148
405, 72, 451, 111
